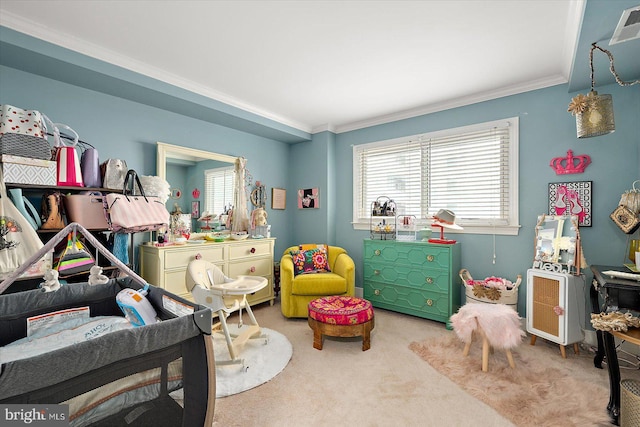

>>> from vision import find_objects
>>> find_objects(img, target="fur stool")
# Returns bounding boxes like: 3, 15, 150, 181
308, 296, 374, 351
451, 303, 525, 372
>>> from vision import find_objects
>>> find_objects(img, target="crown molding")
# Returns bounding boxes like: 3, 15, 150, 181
310, 123, 335, 134
0, 12, 312, 135
332, 75, 568, 134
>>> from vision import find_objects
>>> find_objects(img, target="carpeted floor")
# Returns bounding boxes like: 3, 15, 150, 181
200, 299, 640, 426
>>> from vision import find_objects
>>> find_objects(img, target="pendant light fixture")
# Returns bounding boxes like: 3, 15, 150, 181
567, 42, 639, 139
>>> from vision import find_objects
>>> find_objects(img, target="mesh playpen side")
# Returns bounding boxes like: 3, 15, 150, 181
0, 278, 215, 427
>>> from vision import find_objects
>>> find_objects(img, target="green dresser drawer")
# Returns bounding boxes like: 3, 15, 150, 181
364, 240, 451, 269
363, 262, 449, 293
363, 282, 450, 322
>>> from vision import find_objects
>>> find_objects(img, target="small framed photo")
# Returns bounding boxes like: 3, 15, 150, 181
548, 181, 592, 227
191, 201, 200, 218
272, 188, 286, 210
298, 188, 319, 209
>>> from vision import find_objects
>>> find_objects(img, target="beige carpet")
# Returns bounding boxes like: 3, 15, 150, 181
410, 334, 615, 427
206, 299, 640, 427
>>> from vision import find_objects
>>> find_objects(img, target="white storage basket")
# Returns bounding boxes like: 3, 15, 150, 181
459, 269, 521, 310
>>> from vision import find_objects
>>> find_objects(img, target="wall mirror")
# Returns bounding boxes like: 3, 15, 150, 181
156, 142, 237, 219
533, 214, 581, 274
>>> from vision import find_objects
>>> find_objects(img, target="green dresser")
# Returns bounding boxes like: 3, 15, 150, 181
363, 239, 461, 325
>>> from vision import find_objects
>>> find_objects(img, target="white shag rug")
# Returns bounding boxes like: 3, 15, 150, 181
214, 325, 292, 398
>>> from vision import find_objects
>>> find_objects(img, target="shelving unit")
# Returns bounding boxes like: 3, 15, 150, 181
370, 196, 396, 240
1, 183, 124, 288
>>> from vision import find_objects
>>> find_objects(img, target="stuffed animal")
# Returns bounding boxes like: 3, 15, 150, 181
40, 269, 61, 292
251, 208, 268, 228
88, 265, 110, 285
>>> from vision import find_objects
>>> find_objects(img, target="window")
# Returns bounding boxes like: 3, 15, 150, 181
204, 166, 234, 215
353, 118, 519, 235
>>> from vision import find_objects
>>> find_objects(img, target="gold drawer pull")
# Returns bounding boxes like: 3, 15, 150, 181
374, 249, 381, 256
374, 269, 380, 275
425, 277, 434, 284
426, 254, 434, 262
426, 299, 433, 306
374, 289, 380, 296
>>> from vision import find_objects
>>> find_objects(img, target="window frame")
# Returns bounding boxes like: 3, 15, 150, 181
352, 117, 520, 236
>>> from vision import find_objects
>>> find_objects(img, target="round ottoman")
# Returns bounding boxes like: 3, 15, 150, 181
308, 296, 375, 351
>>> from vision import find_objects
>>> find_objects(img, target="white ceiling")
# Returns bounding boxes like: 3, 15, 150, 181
0, 0, 584, 134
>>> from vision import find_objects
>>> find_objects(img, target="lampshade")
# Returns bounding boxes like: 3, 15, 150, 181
576, 90, 615, 138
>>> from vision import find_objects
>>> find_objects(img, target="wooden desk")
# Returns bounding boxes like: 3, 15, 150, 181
591, 265, 640, 425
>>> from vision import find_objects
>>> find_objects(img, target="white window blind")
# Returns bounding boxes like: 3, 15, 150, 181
353, 118, 519, 234
204, 166, 234, 215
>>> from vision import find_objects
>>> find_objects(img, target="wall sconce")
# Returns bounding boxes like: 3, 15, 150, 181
567, 42, 639, 139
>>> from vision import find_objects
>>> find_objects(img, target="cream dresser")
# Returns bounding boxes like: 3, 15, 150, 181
139, 238, 276, 305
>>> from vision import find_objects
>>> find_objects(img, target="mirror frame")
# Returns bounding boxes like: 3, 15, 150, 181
156, 141, 237, 181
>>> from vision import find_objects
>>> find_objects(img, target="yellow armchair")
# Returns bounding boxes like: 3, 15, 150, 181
280, 245, 355, 318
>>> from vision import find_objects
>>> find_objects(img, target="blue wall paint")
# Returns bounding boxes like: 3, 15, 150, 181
0, 65, 294, 257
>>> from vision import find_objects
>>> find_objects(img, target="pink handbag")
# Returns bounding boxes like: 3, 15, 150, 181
104, 170, 170, 233
41, 114, 84, 187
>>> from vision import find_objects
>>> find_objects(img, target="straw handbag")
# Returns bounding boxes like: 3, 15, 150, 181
611, 181, 640, 234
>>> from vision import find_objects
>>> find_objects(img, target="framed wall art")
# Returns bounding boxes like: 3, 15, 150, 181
191, 201, 200, 218
272, 188, 286, 210
298, 188, 319, 209
548, 181, 592, 227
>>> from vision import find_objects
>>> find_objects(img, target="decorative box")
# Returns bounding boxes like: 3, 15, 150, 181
0, 154, 56, 185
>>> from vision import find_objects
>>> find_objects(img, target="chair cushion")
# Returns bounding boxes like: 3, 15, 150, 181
290, 244, 331, 276
308, 296, 374, 325
291, 272, 346, 295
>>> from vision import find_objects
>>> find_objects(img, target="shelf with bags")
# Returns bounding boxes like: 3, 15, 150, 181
7, 183, 122, 193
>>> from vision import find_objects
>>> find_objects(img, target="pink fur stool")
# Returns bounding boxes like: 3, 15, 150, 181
450, 303, 525, 372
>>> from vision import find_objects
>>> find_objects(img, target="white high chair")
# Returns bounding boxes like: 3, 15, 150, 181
186, 259, 268, 368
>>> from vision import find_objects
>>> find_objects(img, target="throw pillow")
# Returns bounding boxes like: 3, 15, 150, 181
290, 244, 331, 276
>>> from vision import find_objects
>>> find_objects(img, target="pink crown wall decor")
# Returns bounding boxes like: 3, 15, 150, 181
550, 150, 591, 175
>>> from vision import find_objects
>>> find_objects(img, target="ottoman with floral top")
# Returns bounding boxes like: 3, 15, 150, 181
308, 295, 375, 351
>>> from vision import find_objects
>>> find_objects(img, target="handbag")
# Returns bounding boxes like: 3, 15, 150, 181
40, 190, 66, 230
101, 159, 128, 190
55, 232, 95, 276
8, 188, 42, 230
0, 105, 51, 160
63, 191, 109, 229
0, 168, 48, 276
52, 123, 84, 187
81, 147, 101, 187
611, 181, 640, 234
610, 205, 640, 235
104, 170, 170, 233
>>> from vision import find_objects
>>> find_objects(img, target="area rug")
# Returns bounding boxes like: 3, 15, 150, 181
214, 326, 292, 398
409, 335, 611, 427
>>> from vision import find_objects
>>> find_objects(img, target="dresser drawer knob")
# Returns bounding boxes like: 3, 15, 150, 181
374, 269, 380, 275
250, 266, 256, 273
374, 249, 381, 256
195, 253, 202, 260
250, 247, 256, 254
425, 277, 434, 284
426, 254, 434, 262
426, 299, 433, 306
374, 289, 380, 296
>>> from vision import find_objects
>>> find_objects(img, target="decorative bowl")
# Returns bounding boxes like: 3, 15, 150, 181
230, 233, 249, 240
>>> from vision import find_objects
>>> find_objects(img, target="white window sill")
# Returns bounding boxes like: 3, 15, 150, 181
352, 222, 520, 236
